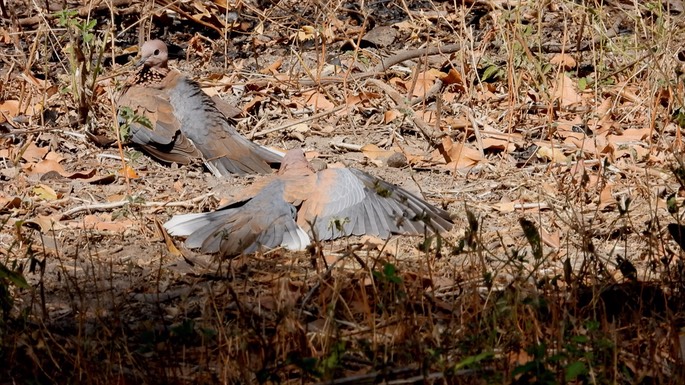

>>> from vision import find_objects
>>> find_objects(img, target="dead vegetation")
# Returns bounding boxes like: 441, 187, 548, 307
3, 0, 685, 383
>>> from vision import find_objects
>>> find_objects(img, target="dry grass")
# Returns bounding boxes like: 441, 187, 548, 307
2, 0, 685, 383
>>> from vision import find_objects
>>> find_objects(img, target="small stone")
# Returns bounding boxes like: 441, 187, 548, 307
386, 152, 407, 168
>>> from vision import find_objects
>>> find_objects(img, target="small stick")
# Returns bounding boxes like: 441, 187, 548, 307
296, 44, 462, 86
367, 78, 444, 147
250, 105, 346, 139
329, 141, 362, 152
59, 192, 214, 220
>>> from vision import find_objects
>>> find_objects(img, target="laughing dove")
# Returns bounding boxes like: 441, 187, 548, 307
117, 39, 282, 176
164, 149, 453, 257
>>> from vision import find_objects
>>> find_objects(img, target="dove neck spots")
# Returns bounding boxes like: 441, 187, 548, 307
133, 65, 169, 86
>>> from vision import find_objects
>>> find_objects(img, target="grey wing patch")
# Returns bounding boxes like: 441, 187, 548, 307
164, 182, 309, 257
122, 116, 173, 146
166, 78, 282, 176
349, 168, 453, 234
303, 169, 367, 240
306, 168, 453, 240
245, 203, 310, 253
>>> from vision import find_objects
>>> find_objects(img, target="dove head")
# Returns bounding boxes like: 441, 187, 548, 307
277, 149, 315, 175
137, 39, 168, 68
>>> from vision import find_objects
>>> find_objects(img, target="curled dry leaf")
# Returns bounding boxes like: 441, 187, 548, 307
438, 136, 484, 169
481, 137, 515, 152
288, 123, 309, 141
294, 25, 334, 42
259, 58, 283, 75
118, 165, 140, 179
393, 69, 441, 98
361, 143, 394, 162
598, 183, 615, 211
241, 95, 265, 116
608, 127, 651, 143
345, 92, 381, 107
23, 159, 66, 175
155, 218, 184, 258
0, 196, 21, 211
25, 215, 67, 232
438, 68, 466, 92
22, 159, 98, 180
536, 145, 568, 163
541, 227, 561, 249
492, 200, 519, 213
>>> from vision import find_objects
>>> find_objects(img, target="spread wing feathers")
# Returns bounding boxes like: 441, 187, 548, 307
164, 182, 310, 257
167, 77, 282, 176
117, 86, 202, 165
300, 168, 453, 240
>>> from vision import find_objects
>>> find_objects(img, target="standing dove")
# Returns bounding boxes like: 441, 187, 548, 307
164, 149, 453, 257
117, 39, 282, 176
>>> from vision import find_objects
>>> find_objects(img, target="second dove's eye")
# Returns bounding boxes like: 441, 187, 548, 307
154, 49, 160, 55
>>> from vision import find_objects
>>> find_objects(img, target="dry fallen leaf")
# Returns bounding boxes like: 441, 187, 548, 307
296, 25, 317, 41
23, 159, 98, 180
302, 90, 335, 111
260, 58, 283, 75
0, 100, 20, 118
536, 145, 569, 163
438, 136, 484, 169
598, 183, 615, 211
26, 214, 66, 232
541, 227, 561, 249
290, 123, 310, 133
553, 73, 582, 107
550, 53, 577, 69
0, 196, 21, 211
119, 165, 140, 179
409, 69, 441, 97
607, 127, 651, 143
384, 109, 402, 123
33, 184, 59, 201
74, 214, 135, 232
492, 200, 519, 213
481, 137, 515, 152
360, 144, 393, 162
155, 218, 184, 258
438, 68, 466, 92
21, 142, 49, 162
24, 159, 66, 175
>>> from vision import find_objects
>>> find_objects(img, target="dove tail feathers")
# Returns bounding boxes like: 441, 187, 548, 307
164, 212, 218, 239
163, 194, 311, 256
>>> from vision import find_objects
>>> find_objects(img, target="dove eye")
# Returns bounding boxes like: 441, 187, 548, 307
154, 49, 160, 55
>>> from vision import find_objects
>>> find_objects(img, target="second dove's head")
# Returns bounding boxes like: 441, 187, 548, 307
137, 39, 168, 68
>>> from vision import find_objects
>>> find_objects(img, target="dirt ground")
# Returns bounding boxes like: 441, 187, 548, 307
2, 0, 685, 383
